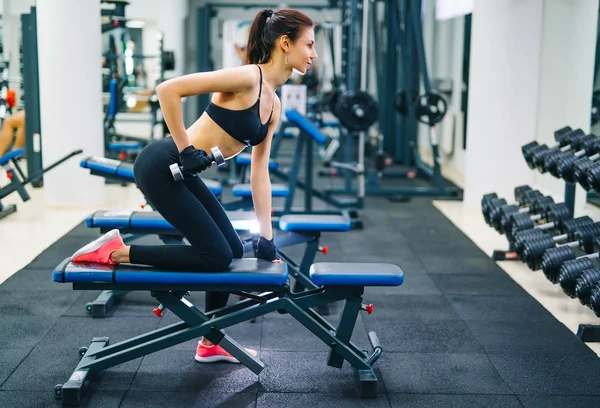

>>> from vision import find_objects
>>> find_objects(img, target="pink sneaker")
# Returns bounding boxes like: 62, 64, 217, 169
71, 229, 125, 265
195, 341, 257, 363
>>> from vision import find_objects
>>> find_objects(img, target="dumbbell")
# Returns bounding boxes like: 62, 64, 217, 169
522, 126, 572, 169
522, 221, 600, 270
589, 282, 600, 317
575, 268, 600, 306
511, 216, 593, 257
586, 161, 600, 192
555, 134, 600, 181
169, 146, 225, 181
485, 190, 546, 232
529, 128, 585, 173
544, 131, 595, 178
574, 154, 600, 190
496, 195, 555, 234
481, 185, 533, 226
506, 202, 571, 241
541, 234, 599, 283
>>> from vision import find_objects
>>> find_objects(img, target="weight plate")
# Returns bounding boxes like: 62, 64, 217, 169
414, 92, 447, 126
334, 90, 378, 132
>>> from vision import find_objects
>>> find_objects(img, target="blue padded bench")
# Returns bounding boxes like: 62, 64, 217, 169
235, 152, 279, 170
52, 256, 403, 406
80, 156, 223, 196
107, 141, 142, 151
232, 183, 290, 198
0, 148, 24, 166
279, 214, 350, 232
285, 109, 327, 146
86, 209, 258, 234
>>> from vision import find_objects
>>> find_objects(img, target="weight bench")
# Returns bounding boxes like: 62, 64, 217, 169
1, 148, 82, 220
79, 155, 224, 199
51, 258, 404, 406
222, 182, 290, 211
84, 211, 351, 317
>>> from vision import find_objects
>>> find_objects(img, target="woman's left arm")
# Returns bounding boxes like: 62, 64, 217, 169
250, 95, 281, 240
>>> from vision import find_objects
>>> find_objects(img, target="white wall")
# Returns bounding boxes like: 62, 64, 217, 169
462, 0, 599, 211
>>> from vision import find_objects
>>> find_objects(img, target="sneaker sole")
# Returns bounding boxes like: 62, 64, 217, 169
194, 354, 240, 364
72, 229, 120, 259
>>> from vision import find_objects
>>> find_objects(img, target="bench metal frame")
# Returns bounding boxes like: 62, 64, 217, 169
54, 281, 382, 406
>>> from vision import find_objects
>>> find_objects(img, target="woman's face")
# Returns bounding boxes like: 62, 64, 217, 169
288, 27, 318, 75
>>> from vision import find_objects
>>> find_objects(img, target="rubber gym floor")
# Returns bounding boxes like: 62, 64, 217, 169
2, 195, 600, 408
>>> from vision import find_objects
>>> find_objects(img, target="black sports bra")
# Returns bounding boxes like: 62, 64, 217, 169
204, 65, 273, 147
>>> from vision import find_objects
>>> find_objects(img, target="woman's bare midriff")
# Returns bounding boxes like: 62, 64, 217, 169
186, 112, 247, 160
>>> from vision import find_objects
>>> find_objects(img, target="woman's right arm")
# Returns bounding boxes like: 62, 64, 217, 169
155, 65, 257, 152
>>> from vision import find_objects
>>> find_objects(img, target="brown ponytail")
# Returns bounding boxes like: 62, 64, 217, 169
245, 8, 314, 65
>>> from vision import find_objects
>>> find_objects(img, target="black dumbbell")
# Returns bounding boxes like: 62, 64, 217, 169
169, 146, 225, 181
507, 203, 571, 241
530, 128, 585, 173
522, 126, 572, 169
496, 195, 555, 234
589, 282, 600, 317
523, 222, 600, 270
574, 154, 600, 190
512, 216, 593, 257
486, 190, 545, 232
586, 161, 600, 192
555, 134, 600, 181
542, 234, 600, 283
544, 132, 595, 178
558, 259, 597, 297
481, 185, 533, 226
575, 268, 600, 306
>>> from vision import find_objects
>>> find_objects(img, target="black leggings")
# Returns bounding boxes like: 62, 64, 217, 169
131, 137, 244, 312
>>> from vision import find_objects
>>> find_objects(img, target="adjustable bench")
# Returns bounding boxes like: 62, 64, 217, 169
1, 148, 82, 219
222, 182, 290, 211
51, 258, 404, 406
79, 156, 224, 199
84, 211, 351, 317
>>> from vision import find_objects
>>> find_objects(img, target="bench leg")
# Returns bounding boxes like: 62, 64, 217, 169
54, 336, 109, 407
327, 298, 362, 368
0, 203, 17, 220
86, 290, 129, 318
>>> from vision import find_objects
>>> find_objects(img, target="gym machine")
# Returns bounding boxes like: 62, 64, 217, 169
21, 7, 43, 187
371, 0, 461, 200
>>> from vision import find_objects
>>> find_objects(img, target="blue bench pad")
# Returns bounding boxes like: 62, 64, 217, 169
108, 141, 142, 151
80, 156, 135, 180
235, 153, 279, 169
279, 215, 351, 232
232, 183, 289, 198
285, 109, 327, 145
310, 262, 404, 286
53, 258, 288, 286
0, 148, 25, 166
87, 210, 257, 231
80, 156, 223, 195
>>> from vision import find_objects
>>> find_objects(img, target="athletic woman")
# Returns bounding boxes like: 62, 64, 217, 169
71, 8, 318, 363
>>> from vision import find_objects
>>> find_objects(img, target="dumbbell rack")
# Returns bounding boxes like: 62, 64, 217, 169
517, 130, 600, 343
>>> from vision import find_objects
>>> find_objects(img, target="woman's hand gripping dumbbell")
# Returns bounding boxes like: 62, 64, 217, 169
169, 146, 226, 181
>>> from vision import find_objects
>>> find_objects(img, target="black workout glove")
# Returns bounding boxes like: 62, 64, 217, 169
255, 236, 280, 262
179, 146, 213, 175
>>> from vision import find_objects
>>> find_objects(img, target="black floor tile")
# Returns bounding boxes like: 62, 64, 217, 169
257, 351, 386, 394
0, 390, 125, 408
463, 320, 589, 355
389, 393, 522, 408
0, 348, 31, 386
428, 273, 528, 296
130, 349, 259, 392
377, 353, 512, 394
489, 353, 600, 395
257, 391, 392, 407
363, 319, 484, 354
447, 294, 558, 322
518, 395, 600, 408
